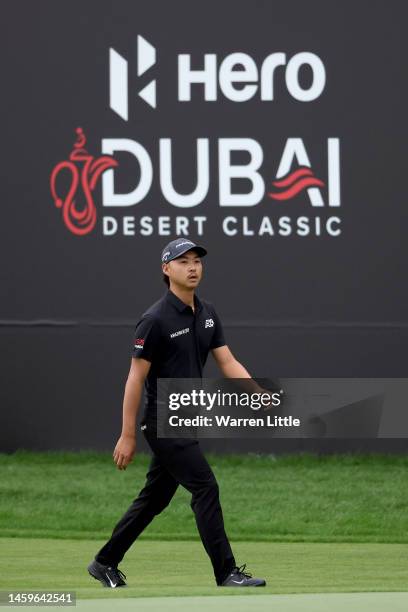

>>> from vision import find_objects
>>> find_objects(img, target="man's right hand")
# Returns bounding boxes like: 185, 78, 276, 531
113, 434, 136, 470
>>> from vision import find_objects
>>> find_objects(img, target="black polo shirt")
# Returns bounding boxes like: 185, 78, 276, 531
131, 289, 226, 424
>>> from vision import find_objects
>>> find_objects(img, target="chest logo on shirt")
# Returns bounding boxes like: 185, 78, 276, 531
170, 327, 190, 339
205, 319, 214, 328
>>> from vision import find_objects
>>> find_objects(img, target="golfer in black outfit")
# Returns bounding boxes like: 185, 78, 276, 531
87, 238, 266, 588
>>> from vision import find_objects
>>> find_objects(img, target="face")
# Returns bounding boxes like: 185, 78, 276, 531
162, 249, 203, 289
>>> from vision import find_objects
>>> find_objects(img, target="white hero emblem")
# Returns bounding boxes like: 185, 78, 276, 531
205, 318, 214, 328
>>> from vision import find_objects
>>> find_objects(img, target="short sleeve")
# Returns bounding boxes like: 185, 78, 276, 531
209, 307, 226, 350
131, 316, 161, 362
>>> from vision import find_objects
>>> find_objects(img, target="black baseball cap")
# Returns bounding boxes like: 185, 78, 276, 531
161, 238, 207, 263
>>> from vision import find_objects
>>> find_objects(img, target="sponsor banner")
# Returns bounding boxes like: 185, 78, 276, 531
3, 0, 407, 391
50, 35, 342, 239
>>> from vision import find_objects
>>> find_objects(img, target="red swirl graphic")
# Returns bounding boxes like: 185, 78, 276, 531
50, 127, 118, 235
268, 166, 324, 201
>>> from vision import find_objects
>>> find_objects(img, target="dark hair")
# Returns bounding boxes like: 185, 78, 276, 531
163, 273, 170, 287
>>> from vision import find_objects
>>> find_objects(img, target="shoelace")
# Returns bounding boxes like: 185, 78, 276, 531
233, 564, 252, 579
107, 566, 127, 582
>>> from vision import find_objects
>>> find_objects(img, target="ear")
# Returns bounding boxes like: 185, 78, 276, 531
162, 262, 169, 276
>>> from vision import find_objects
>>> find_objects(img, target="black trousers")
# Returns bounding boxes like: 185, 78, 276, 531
95, 428, 236, 585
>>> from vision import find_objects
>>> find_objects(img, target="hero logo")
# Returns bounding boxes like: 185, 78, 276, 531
50, 36, 342, 238
110, 36, 157, 117
109, 36, 325, 116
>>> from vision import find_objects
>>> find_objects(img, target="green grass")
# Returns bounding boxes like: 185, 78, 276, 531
0, 451, 407, 543
1, 538, 407, 596
1, 453, 407, 598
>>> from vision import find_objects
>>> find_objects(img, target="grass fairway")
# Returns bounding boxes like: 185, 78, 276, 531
1, 538, 407, 597
1, 451, 408, 542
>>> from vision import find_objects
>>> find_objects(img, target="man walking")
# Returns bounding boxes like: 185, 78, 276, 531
87, 238, 266, 588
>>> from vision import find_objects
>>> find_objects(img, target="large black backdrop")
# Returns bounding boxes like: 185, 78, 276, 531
1, 0, 407, 452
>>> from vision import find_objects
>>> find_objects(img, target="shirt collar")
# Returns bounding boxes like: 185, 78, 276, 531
166, 289, 202, 314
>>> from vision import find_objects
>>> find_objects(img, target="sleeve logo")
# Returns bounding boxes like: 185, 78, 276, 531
134, 338, 145, 349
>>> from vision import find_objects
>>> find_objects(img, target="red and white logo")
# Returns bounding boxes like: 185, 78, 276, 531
50, 128, 117, 235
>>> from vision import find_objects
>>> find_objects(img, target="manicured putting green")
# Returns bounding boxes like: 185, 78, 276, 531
2, 593, 408, 612
44, 592, 408, 612
1, 538, 407, 599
